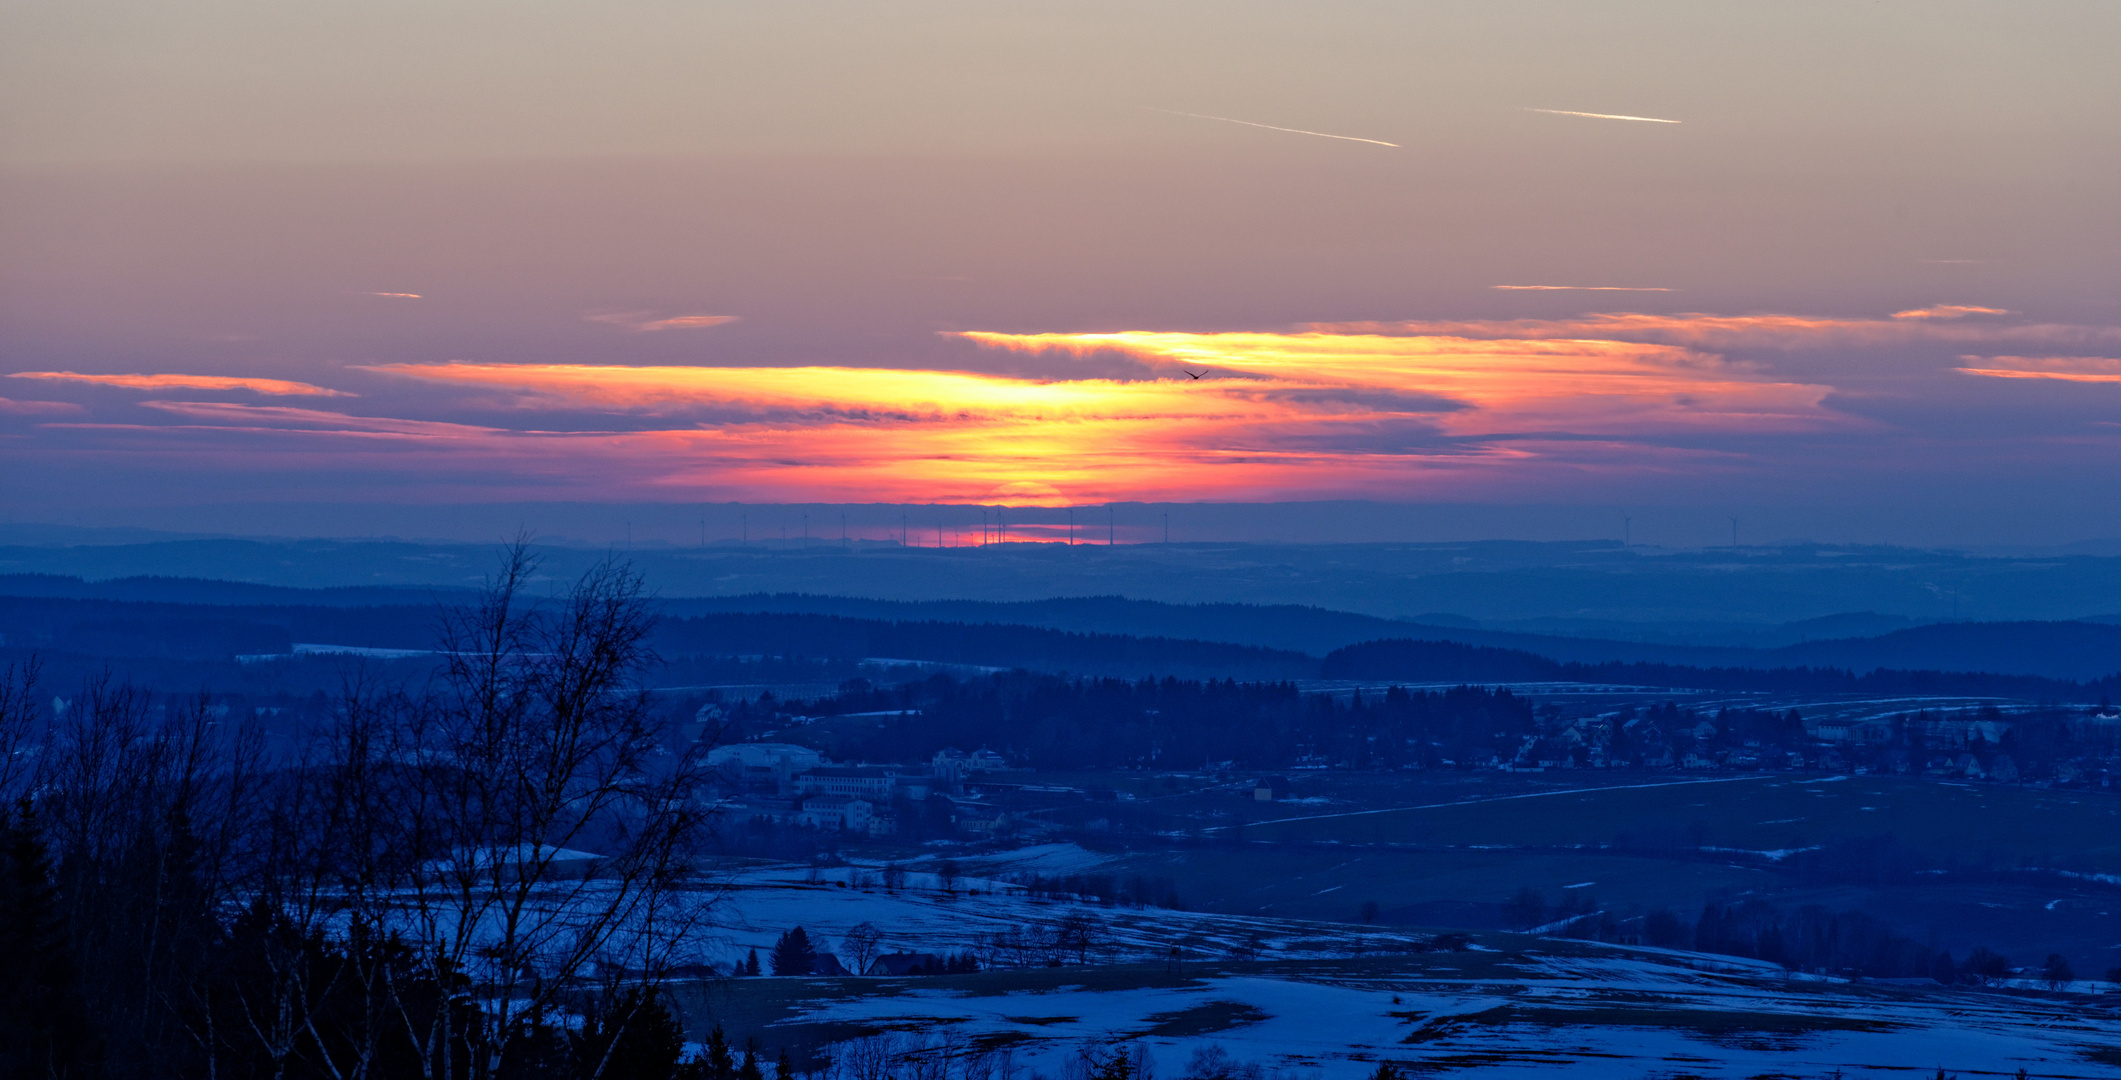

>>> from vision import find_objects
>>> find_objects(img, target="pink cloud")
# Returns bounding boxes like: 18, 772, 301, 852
584, 312, 741, 332
0, 396, 86, 416
131, 400, 499, 439
1956, 356, 2121, 383
1306, 311, 2121, 351
9, 371, 352, 396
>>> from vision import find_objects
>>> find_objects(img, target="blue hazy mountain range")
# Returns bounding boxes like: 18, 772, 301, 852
7, 536, 2121, 629
9, 569, 2121, 683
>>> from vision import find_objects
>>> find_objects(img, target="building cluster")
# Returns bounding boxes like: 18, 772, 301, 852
704, 732, 1013, 838
1493, 703, 2121, 786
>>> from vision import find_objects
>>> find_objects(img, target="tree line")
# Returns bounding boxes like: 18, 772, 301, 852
1323, 637, 2121, 702
1505, 885, 2074, 987
796, 676, 1538, 770
0, 547, 715, 1080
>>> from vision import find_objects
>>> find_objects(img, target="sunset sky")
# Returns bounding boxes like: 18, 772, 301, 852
4, 1, 2118, 544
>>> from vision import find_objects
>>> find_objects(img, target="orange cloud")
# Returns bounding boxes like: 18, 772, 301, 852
1956, 356, 2121, 383
1306, 311, 2121, 351
1892, 305, 2009, 320
585, 312, 740, 332
363, 362, 1314, 422
951, 331, 1836, 435
9, 371, 351, 396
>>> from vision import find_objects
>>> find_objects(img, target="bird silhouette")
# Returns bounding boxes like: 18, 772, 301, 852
1183, 369, 1205, 380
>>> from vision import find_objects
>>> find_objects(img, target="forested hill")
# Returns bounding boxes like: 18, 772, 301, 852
651, 612, 1312, 679
0, 572, 472, 607
0, 594, 1310, 679
1321, 637, 2121, 702
667, 594, 2121, 681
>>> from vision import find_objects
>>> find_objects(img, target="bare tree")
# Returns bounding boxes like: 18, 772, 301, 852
38, 679, 266, 1076
842, 921, 884, 975
1055, 913, 1102, 965
360, 543, 715, 1079
0, 659, 40, 802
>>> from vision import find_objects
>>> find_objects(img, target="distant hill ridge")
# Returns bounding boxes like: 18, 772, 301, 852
659, 593, 2121, 682
6, 576, 2121, 684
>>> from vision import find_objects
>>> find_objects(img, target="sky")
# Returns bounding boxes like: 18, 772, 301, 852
3, 1, 2119, 545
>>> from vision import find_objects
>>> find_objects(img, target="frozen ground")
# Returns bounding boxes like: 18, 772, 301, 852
694, 857, 1431, 969
748, 952, 2121, 1079
681, 859, 2121, 1078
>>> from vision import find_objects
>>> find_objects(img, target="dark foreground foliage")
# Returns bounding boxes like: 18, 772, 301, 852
0, 547, 715, 1080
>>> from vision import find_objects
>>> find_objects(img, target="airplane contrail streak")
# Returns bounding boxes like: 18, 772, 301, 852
1526, 108, 1681, 124
1491, 285, 1674, 292
1149, 108, 1400, 148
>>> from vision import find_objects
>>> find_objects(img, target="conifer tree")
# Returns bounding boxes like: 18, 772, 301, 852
0, 802, 93, 1077
703, 1025, 736, 1080
770, 927, 817, 976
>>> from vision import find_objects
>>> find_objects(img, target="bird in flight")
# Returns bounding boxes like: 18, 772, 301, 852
1183, 369, 1205, 380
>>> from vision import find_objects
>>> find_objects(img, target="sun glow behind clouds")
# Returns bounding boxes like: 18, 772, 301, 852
950, 331, 1835, 435
38, 310, 2121, 508
333, 329, 1840, 502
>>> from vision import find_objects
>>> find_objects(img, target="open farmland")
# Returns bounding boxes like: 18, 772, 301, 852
670, 874, 2121, 1080
1239, 774, 2121, 871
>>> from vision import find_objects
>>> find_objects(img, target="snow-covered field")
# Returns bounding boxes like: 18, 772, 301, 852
694, 852, 1431, 969
771, 960, 2121, 1080
682, 857, 2121, 1078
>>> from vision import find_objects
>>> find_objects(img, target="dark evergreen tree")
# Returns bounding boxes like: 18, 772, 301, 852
770, 927, 818, 976
0, 802, 96, 1078
574, 988, 685, 1080
702, 1025, 737, 1080
744, 948, 762, 976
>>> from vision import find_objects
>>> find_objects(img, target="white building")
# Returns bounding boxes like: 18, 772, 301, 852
932, 747, 1009, 784
708, 742, 823, 791
795, 766, 898, 800
797, 796, 874, 831
707, 742, 823, 771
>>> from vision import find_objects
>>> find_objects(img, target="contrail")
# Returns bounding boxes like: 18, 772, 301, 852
363, 292, 422, 299
1526, 108, 1681, 124
1491, 285, 1673, 292
1149, 108, 1399, 148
